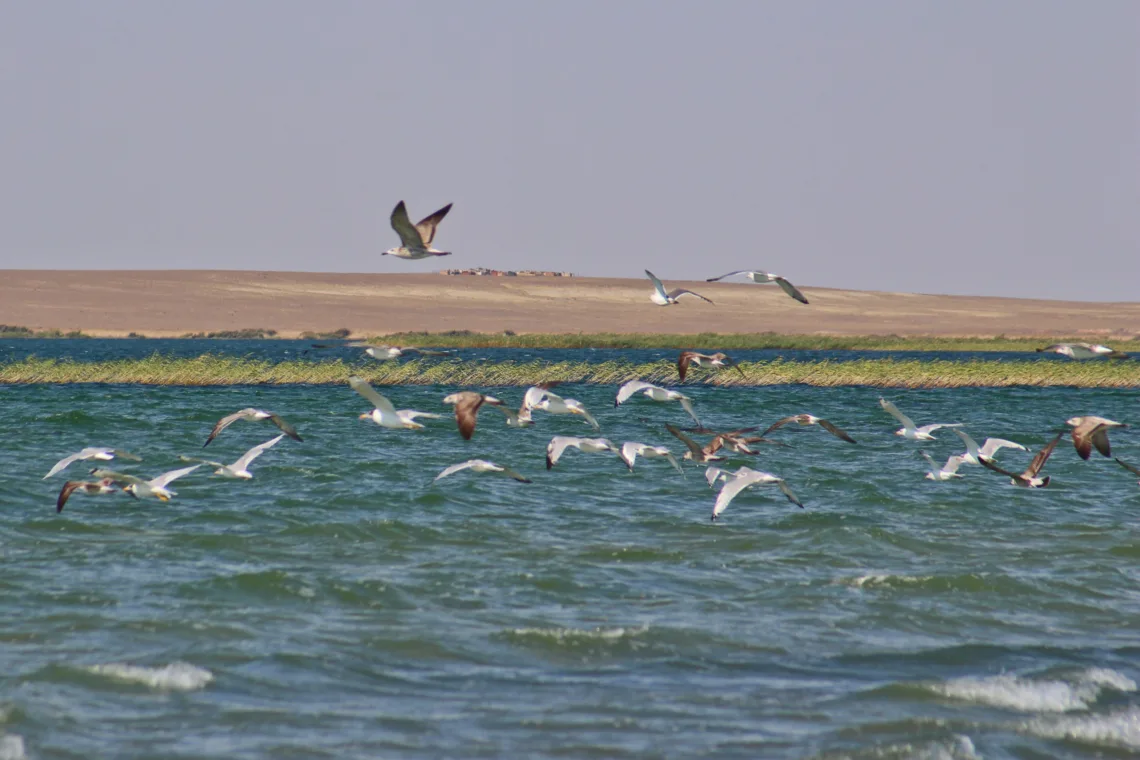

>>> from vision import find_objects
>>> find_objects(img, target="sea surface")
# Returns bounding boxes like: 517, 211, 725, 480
2, 349, 1139, 758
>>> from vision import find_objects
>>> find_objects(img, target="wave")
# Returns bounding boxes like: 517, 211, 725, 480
85, 662, 214, 691
926, 668, 1135, 712
1019, 706, 1140, 750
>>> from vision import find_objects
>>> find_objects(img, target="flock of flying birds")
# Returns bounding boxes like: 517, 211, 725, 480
41, 200, 1139, 518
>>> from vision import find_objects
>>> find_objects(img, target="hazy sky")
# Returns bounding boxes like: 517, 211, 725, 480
0, 2, 1136, 299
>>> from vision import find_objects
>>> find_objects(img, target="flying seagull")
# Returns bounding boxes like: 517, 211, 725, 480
921, 451, 966, 481
545, 436, 620, 469
645, 270, 714, 306
527, 387, 600, 430
664, 423, 726, 463
1066, 416, 1127, 460
92, 464, 201, 502
44, 447, 141, 479
204, 409, 302, 447
618, 442, 683, 474
349, 376, 443, 430
953, 430, 1027, 465
705, 270, 809, 304
181, 434, 285, 479
56, 478, 119, 513
978, 433, 1062, 488
382, 200, 453, 259
1037, 343, 1129, 360
879, 398, 963, 440
712, 466, 803, 520
433, 459, 531, 484
442, 391, 504, 440
704, 465, 732, 489
307, 342, 451, 360
677, 351, 743, 383
616, 379, 700, 425
761, 414, 857, 444
1115, 458, 1140, 485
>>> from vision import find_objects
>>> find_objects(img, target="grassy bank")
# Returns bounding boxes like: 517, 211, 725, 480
2, 355, 1139, 388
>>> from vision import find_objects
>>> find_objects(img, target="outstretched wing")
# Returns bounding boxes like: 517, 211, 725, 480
615, 379, 654, 405
234, 434, 286, 471
644, 270, 669, 300
818, 419, 856, 444
677, 352, 695, 382
571, 403, 600, 430
678, 397, 700, 425
705, 270, 752, 282
977, 456, 1021, 480
348, 376, 398, 415
151, 464, 201, 489
666, 288, 714, 304
89, 469, 147, 486
404, 347, 451, 357
497, 465, 532, 483
57, 481, 84, 513
546, 437, 579, 469
434, 460, 478, 482
390, 201, 425, 248
204, 409, 252, 447
44, 449, 96, 479
665, 423, 704, 459
773, 276, 808, 304
760, 416, 797, 438
414, 203, 452, 246
268, 414, 302, 442
977, 437, 1027, 458
1115, 458, 1140, 477
1026, 433, 1062, 477
879, 398, 916, 430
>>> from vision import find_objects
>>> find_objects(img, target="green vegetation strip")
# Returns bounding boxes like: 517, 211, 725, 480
2, 356, 1139, 388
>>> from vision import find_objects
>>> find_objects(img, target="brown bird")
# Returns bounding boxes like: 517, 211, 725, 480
442, 391, 504, 440
677, 351, 744, 383
382, 201, 453, 259
1115, 458, 1140, 485
665, 424, 726, 463
761, 414, 857, 444
204, 408, 302, 447
978, 433, 1062, 488
1066, 416, 1127, 460
56, 478, 119, 513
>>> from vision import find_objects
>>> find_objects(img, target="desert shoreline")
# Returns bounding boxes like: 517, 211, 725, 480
1, 270, 1137, 340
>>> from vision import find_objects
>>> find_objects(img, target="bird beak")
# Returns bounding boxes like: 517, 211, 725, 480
358, 413, 369, 420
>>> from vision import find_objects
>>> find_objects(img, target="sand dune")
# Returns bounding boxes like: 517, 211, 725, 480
1, 270, 1137, 338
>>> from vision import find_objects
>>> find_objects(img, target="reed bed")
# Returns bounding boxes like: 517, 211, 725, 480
2, 355, 1140, 388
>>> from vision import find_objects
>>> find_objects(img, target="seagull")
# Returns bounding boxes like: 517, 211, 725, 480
350, 376, 443, 430
704, 465, 732, 488
677, 351, 743, 383
364, 345, 450, 361
382, 201, 453, 259
92, 464, 201, 502
921, 451, 966, 481
528, 388, 600, 430
615, 380, 700, 425
712, 466, 803, 520
1115, 458, 1140, 485
761, 414, 857, 444
664, 423, 726, 463
56, 478, 119, 513
953, 430, 1028, 465
545, 436, 620, 469
442, 391, 505, 440
705, 270, 809, 304
44, 447, 142, 479
619, 442, 683, 474
978, 433, 1062, 488
700, 428, 786, 456
1037, 342, 1129, 360
181, 434, 285, 479
203, 409, 302, 447
433, 459, 531, 483
879, 398, 963, 440
1066, 416, 1127, 460
645, 270, 714, 306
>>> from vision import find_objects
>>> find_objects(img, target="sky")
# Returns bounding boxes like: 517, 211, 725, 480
0, 1, 1136, 300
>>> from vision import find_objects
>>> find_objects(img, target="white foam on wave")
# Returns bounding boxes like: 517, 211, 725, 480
86, 662, 214, 691
930, 668, 1136, 713
0, 735, 26, 760
508, 625, 649, 642
1020, 707, 1140, 750
840, 573, 933, 588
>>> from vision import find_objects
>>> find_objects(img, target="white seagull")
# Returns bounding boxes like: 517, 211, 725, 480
618, 442, 683, 474
92, 464, 201, 502
705, 270, 809, 304
645, 270, 714, 306
615, 379, 700, 425
953, 430, 1028, 465
382, 201, 453, 259
350, 376, 443, 430
528, 387, 600, 430
182, 434, 285, 479
879, 398, 963, 440
433, 459, 531, 483
545, 436, 620, 469
712, 467, 803, 520
203, 408, 302, 447
44, 447, 141, 479
920, 451, 966, 481
1037, 342, 1128, 360
704, 466, 732, 489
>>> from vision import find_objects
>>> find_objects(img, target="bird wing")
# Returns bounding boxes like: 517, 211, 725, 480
615, 379, 654, 405
267, 414, 303, 442
663, 452, 683, 474
677, 351, 696, 382
89, 469, 147, 486
1025, 433, 1063, 477
490, 404, 520, 424
1091, 426, 1114, 458
818, 419, 857, 444
390, 201, 426, 248
1115, 458, 1140, 477
203, 410, 251, 447
644, 270, 669, 300
497, 465, 532, 483
712, 473, 756, 518
56, 481, 84, 512
666, 288, 714, 304
978, 437, 1028, 458
401, 410, 444, 420
678, 397, 701, 425
44, 450, 92, 479
879, 399, 916, 429
1070, 422, 1094, 460
916, 423, 963, 435
571, 402, 600, 430
942, 455, 966, 475
546, 437, 579, 468
434, 460, 478, 481
414, 203, 452, 246
920, 451, 938, 470
348, 376, 398, 415
233, 434, 285, 471
773, 277, 809, 304
453, 393, 489, 440
404, 347, 451, 357
705, 270, 751, 282
760, 416, 797, 438
151, 464, 201, 488
704, 466, 729, 488
776, 479, 804, 508
978, 456, 1022, 480
953, 429, 981, 459
620, 442, 640, 470
109, 449, 143, 461
665, 423, 705, 459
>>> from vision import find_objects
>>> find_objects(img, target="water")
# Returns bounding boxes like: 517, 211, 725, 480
3, 366, 1140, 757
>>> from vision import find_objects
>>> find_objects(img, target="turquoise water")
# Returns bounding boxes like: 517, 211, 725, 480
3, 379, 1140, 758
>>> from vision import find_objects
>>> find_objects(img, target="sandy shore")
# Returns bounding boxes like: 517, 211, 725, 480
1, 270, 1137, 339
